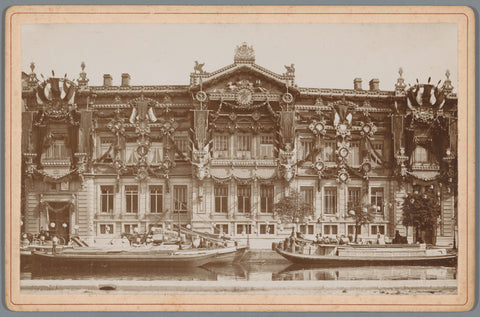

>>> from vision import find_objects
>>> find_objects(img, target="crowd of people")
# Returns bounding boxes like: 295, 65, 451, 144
279, 230, 410, 253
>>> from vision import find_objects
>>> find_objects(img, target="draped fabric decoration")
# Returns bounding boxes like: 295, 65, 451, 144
33, 112, 47, 165
22, 112, 34, 152
96, 143, 114, 163
211, 174, 276, 184
79, 110, 92, 153
365, 138, 386, 167
39, 201, 74, 214
280, 111, 295, 146
404, 128, 415, 160
391, 114, 404, 155
34, 168, 78, 183
449, 117, 457, 154
67, 110, 81, 165
194, 110, 208, 148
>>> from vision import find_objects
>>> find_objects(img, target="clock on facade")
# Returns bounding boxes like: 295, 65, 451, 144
235, 88, 253, 107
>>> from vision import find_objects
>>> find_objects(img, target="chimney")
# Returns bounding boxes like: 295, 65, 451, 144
103, 74, 112, 87
369, 78, 380, 91
121, 73, 131, 87
353, 78, 362, 90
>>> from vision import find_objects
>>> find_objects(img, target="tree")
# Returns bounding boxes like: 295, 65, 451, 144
273, 189, 314, 233
402, 191, 441, 243
347, 203, 375, 243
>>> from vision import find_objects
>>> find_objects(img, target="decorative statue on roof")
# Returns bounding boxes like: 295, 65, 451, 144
284, 64, 295, 76
194, 61, 205, 74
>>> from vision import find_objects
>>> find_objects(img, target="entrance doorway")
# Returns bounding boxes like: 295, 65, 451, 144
47, 202, 71, 244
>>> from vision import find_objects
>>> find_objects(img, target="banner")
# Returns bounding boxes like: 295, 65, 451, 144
280, 111, 295, 144
194, 110, 208, 147
80, 110, 92, 154
391, 114, 404, 155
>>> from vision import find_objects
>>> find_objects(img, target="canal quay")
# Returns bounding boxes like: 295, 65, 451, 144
21, 247, 457, 295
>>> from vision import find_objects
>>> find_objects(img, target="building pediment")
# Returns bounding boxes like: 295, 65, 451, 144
190, 43, 297, 98
191, 63, 297, 95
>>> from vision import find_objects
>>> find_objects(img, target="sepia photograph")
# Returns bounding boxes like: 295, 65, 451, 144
4, 5, 475, 312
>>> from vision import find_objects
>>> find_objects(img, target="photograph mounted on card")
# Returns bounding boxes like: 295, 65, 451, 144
4, 5, 475, 312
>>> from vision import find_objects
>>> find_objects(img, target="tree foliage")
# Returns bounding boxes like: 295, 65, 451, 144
273, 189, 314, 225
402, 191, 441, 237
347, 203, 375, 242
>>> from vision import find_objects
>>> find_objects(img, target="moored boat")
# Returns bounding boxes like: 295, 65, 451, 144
31, 247, 219, 268
273, 241, 456, 267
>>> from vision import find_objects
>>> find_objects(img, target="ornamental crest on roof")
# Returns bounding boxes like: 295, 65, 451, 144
234, 42, 255, 64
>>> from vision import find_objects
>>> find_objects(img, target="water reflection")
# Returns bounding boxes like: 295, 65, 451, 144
22, 262, 456, 282
273, 265, 457, 281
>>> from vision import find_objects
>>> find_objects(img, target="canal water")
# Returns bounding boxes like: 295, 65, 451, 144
21, 262, 456, 282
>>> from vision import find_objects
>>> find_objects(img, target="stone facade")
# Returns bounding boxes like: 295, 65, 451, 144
21, 44, 457, 246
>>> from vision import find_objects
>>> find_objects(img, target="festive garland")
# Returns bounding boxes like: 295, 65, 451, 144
39, 201, 74, 214
211, 174, 276, 184
34, 168, 79, 183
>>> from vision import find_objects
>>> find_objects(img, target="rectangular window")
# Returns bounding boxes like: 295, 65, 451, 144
237, 135, 251, 151
300, 138, 313, 161
371, 225, 385, 235
347, 187, 361, 211
214, 135, 229, 151
100, 186, 114, 213
300, 186, 314, 210
150, 185, 163, 213
348, 142, 360, 166
214, 224, 229, 235
260, 135, 275, 159
123, 224, 138, 234
324, 187, 337, 214
323, 225, 338, 235
347, 225, 355, 235
214, 135, 229, 158
174, 136, 190, 159
237, 185, 251, 213
125, 185, 138, 213
125, 143, 138, 164
370, 187, 384, 213
260, 185, 274, 213
214, 185, 228, 213
148, 142, 163, 164
237, 135, 251, 159
44, 140, 69, 160
259, 224, 275, 235
173, 185, 188, 213
370, 141, 384, 165
300, 224, 315, 235
236, 224, 252, 235
323, 140, 336, 162
100, 224, 114, 235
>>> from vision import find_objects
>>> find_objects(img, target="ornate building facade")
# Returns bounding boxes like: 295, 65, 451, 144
21, 43, 457, 246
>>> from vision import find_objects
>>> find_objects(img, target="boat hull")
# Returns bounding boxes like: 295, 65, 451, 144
210, 246, 249, 264
32, 250, 217, 268
274, 247, 457, 267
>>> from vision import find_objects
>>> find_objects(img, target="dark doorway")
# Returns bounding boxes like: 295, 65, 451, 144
47, 202, 70, 244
